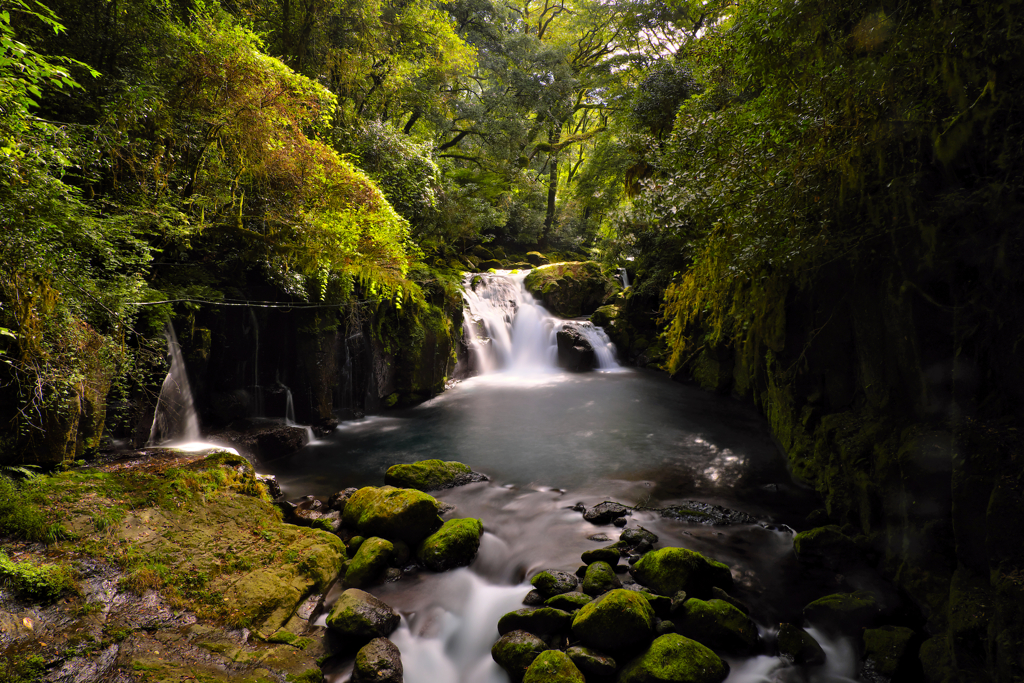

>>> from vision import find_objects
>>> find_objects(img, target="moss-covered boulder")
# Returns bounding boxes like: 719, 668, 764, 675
630, 547, 733, 598
531, 569, 579, 597
342, 486, 443, 544
618, 634, 729, 683
325, 589, 400, 642
802, 590, 881, 633
384, 459, 478, 491
352, 637, 403, 683
582, 546, 621, 566
571, 588, 655, 652
498, 607, 573, 638
523, 650, 585, 683
582, 560, 622, 596
526, 251, 550, 266
416, 518, 483, 571
792, 525, 864, 570
776, 623, 826, 665
566, 645, 617, 678
480, 258, 505, 270
492, 630, 547, 681
674, 598, 760, 655
862, 625, 916, 678
344, 536, 393, 588
545, 591, 592, 612
524, 262, 618, 318
590, 303, 619, 329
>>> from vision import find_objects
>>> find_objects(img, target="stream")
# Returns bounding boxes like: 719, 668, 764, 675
260, 272, 891, 683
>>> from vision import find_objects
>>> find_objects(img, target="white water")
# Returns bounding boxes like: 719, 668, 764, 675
461, 270, 619, 374
148, 325, 201, 446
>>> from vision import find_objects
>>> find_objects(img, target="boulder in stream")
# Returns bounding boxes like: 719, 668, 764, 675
342, 486, 443, 544
544, 591, 592, 612
531, 569, 579, 597
523, 261, 618, 318
571, 588, 655, 652
581, 546, 621, 566
776, 623, 826, 665
522, 650, 585, 683
673, 598, 760, 656
629, 547, 733, 598
618, 634, 729, 683
498, 607, 573, 638
328, 487, 359, 512
352, 637, 404, 683
384, 459, 488, 491
792, 525, 865, 570
345, 537, 394, 588
802, 590, 882, 633
583, 501, 631, 525
416, 518, 484, 571
325, 589, 400, 641
566, 645, 616, 678
556, 326, 596, 372
491, 630, 547, 681
582, 560, 622, 596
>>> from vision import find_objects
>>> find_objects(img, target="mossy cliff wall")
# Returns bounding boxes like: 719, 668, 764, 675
677, 262, 1024, 683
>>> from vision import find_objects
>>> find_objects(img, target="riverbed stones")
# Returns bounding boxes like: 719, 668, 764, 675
352, 637, 403, 683
531, 569, 579, 597
566, 646, 616, 678
618, 634, 729, 683
523, 650, 585, 683
342, 486, 443, 544
416, 518, 483, 571
776, 623, 826, 665
345, 537, 394, 588
328, 487, 359, 512
630, 547, 733, 598
545, 592, 592, 612
492, 630, 547, 681
498, 607, 573, 638
571, 588, 655, 652
384, 459, 487, 491
619, 527, 658, 549
793, 525, 864, 570
674, 598, 760, 655
582, 546, 621, 565
584, 502, 631, 525
802, 590, 881, 633
582, 560, 622, 596
325, 589, 400, 641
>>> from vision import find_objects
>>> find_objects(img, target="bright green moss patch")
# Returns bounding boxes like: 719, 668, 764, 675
384, 459, 472, 491
0, 549, 77, 603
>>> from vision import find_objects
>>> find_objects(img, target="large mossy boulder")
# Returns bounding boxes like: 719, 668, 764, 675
345, 536, 394, 588
531, 569, 579, 597
416, 518, 483, 571
526, 251, 549, 266
523, 261, 618, 318
352, 637, 403, 683
630, 547, 733, 598
674, 598, 760, 655
618, 634, 729, 683
384, 459, 479, 491
582, 560, 622, 596
523, 650, 585, 683
776, 623, 826, 665
492, 630, 547, 681
571, 588, 655, 652
342, 485, 443, 544
792, 525, 864, 570
325, 589, 400, 641
498, 607, 573, 638
802, 590, 881, 633
545, 592, 592, 612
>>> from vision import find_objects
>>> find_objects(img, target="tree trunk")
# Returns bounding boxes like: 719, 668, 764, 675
542, 124, 561, 246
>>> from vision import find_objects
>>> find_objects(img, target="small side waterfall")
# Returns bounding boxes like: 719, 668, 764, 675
461, 271, 618, 373
148, 325, 201, 446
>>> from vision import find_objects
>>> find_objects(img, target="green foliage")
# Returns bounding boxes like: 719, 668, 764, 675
0, 653, 48, 683
0, 475, 66, 542
0, 548, 76, 602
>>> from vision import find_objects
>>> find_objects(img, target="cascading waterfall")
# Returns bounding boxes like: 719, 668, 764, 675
460, 270, 618, 373
147, 325, 201, 446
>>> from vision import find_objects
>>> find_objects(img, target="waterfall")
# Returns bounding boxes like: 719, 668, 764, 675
148, 325, 201, 446
460, 271, 618, 373
617, 266, 630, 289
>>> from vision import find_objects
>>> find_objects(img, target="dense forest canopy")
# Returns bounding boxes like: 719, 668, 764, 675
1, 0, 1022, 453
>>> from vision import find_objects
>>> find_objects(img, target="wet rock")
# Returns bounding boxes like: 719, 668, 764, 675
492, 630, 546, 681
523, 590, 546, 606
347, 536, 366, 557
391, 540, 411, 565
630, 547, 733, 598
862, 625, 916, 679
342, 486, 443, 544
556, 326, 596, 372
655, 618, 676, 635
215, 421, 311, 460
613, 517, 628, 527
582, 561, 622, 596
256, 474, 282, 500
589, 304, 619, 329
544, 592, 592, 612
384, 459, 488, 491
793, 525, 865, 570
523, 650, 585, 683
658, 501, 759, 526
345, 537, 394, 588
641, 592, 672, 618
711, 586, 750, 615
566, 645, 616, 678
416, 518, 483, 571
352, 637, 403, 683
571, 588, 655, 652
327, 487, 359, 512
498, 607, 573, 638
619, 528, 658, 548
524, 261, 618, 318
525, 251, 549, 266
383, 568, 402, 582
618, 634, 729, 683
531, 569, 579, 597
587, 533, 612, 542
777, 623, 826, 665
674, 598, 760, 656
581, 546, 620, 566
325, 589, 400, 641
802, 590, 881, 633
583, 502, 631, 525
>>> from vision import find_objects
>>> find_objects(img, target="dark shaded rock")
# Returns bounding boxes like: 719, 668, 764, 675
328, 487, 359, 511
614, 517, 628, 527
498, 608, 573, 638
620, 528, 658, 548
352, 637, 403, 683
214, 421, 311, 460
582, 561, 621, 596
581, 546, 621, 566
416, 518, 483, 571
657, 501, 759, 526
523, 650, 585, 683
544, 592, 592, 612
326, 589, 400, 642
655, 618, 675, 635
556, 326, 596, 372
571, 588, 655, 652
531, 569, 579, 597
674, 598, 759, 656
793, 525, 865, 570
523, 261, 618, 318
711, 586, 750, 615
777, 623, 826, 665
480, 258, 505, 270
584, 502, 631, 525
630, 547, 733, 598
802, 590, 882, 633
618, 634, 729, 683
566, 646, 616, 678
256, 474, 282, 500
641, 592, 673, 618
862, 625, 916, 679
384, 459, 488, 491
492, 630, 546, 682
587, 533, 612, 542
523, 590, 546, 606
526, 251, 549, 266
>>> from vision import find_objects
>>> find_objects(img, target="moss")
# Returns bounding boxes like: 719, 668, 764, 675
802, 590, 880, 633
581, 546, 620, 565
0, 549, 76, 603
544, 592, 592, 611
498, 607, 573, 638
523, 262, 618, 317
530, 569, 579, 597
630, 547, 733, 598
344, 536, 393, 588
341, 486, 442, 544
777, 623, 826, 665
863, 625, 915, 678
792, 525, 863, 569
571, 588, 655, 652
285, 670, 323, 683
581, 560, 621, 596
325, 589, 400, 640
618, 634, 728, 683
384, 459, 472, 491
416, 518, 483, 571
522, 650, 585, 683
491, 630, 546, 681
674, 598, 759, 655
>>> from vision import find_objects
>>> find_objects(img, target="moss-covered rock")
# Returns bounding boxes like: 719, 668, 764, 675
590, 304, 619, 329
416, 518, 483, 571
344, 537, 393, 588
325, 589, 400, 641
582, 560, 622, 596
352, 637, 403, 683
618, 634, 729, 683
384, 459, 474, 491
641, 591, 673, 619
776, 623, 826, 665
566, 645, 617, 678
491, 630, 547, 681
531, 569, 579, 597
674, 598, 759, 655
863, 625, 915, 678
792, 525, 864, 570
526, 251, 550, 266
342, 486, 442, 544
498, 607, 573, 638
523, 649, 585, 683
571, 588, 655, 652
545, 591, 592, 612
630, 547, 733, 598
582, 546, 621, 566
523, 262, 618, 318
802, 590, 881, 633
